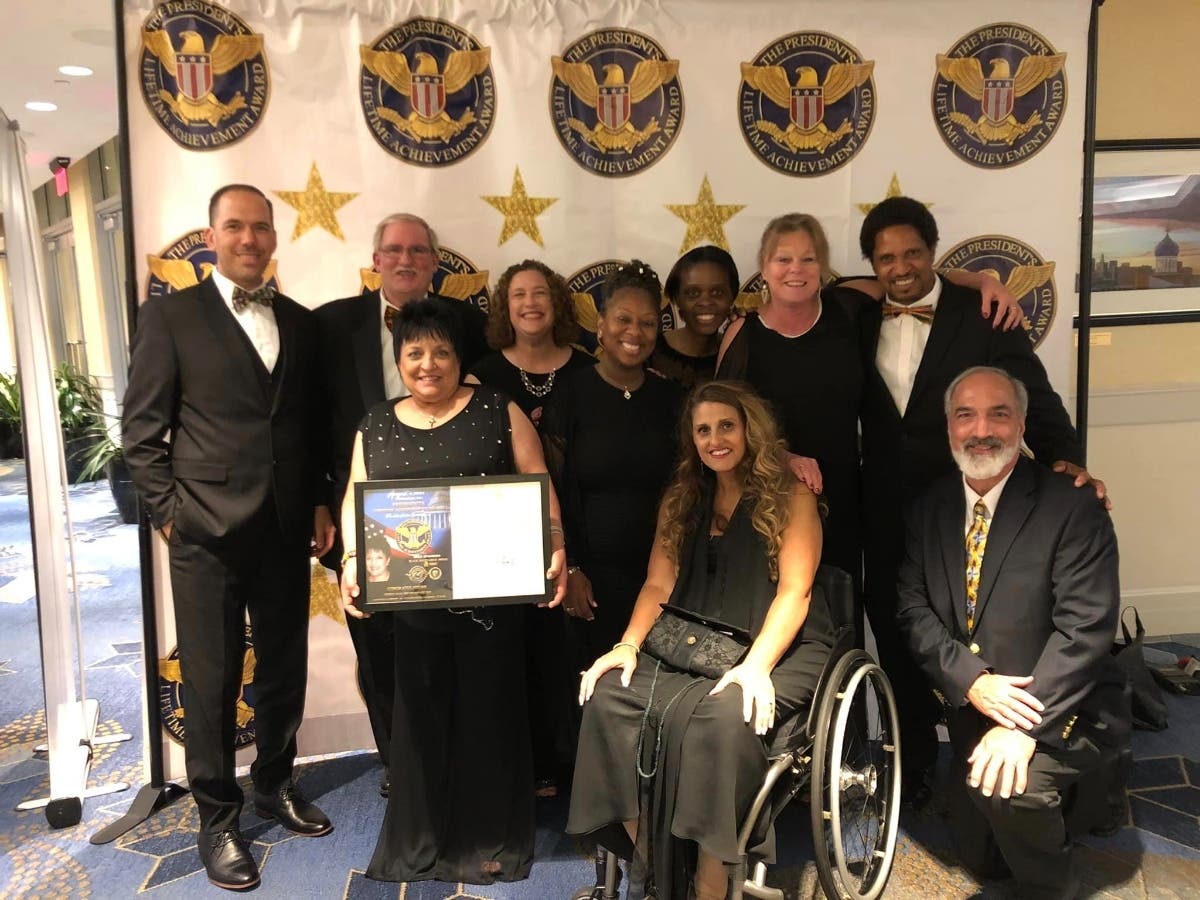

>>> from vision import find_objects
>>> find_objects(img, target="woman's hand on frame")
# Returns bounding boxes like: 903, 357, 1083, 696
541, 547, 568, 608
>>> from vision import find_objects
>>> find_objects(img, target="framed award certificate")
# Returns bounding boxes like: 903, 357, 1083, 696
354, 474, 552, 612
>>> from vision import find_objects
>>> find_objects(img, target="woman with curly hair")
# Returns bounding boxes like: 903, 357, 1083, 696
566, 380, 834, 900
470, 259, 595, 427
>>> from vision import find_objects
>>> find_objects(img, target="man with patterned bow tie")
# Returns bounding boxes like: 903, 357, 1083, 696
897, 367, 1127, 900
856, 196, 1107, 808
313, 213, 487, 799
123, 184, 336, 891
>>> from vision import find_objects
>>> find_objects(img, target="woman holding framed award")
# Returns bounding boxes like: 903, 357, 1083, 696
339, 299, 567, 886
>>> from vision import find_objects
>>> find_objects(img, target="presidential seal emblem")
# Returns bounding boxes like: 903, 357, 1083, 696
360, 18, 495, 167
937, 235, 1057, 347
359, 245, 491, 315
933, 23, 1067, 169
159, 626, 257, 748
139, 2, 268, 150
146, 229, 281, 300
740, 32, 875, 176
550, 29, 683, 177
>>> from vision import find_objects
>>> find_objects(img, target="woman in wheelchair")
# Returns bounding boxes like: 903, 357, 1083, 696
567, 380, 835, 900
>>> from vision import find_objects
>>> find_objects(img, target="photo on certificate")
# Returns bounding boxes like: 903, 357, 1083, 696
355, 474, 551, 612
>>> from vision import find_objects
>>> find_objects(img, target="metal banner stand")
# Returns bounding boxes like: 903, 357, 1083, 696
1, 112, 130, 827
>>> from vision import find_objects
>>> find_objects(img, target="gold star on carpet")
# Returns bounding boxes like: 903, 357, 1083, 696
309, 564, 345, 624
274, 162, 358, 242
665, 175, 745, 254
855, 173, 933, 215
482, 167, 558, 247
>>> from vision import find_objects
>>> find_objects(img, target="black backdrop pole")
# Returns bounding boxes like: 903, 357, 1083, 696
1075, 0, 1105, 461
91, 0, 188, 845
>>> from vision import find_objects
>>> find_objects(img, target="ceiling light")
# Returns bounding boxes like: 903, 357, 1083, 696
25, 101, 57, 112
58, 65, 94, 77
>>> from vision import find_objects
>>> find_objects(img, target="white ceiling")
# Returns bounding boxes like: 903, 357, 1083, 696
1, 2, 119, 185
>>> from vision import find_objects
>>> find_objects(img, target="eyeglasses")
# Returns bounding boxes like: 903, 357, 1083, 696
377, 244, 434, 259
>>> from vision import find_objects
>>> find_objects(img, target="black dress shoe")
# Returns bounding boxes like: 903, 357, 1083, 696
253, 783, 332, 836
198, 828, 260, 891
379, 770, 390, 798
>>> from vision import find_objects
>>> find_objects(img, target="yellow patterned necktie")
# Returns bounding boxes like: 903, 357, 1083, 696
965, 499, 990, 633
384, 303, 399, 332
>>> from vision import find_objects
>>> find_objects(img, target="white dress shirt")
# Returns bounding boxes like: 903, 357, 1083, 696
962, 468, 1015, 536
875, 276, 942, 416
211, 268, 279, 372
379, 289, 409, 400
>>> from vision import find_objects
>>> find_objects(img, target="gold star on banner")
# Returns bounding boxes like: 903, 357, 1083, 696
482, 167, 558, 247
274, 162, 358, 241
855, 173, 933, 215
665, 175, 745, 254
309, 564, 345, 624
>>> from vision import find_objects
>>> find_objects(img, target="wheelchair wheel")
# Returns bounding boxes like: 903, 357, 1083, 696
810, 650, 901, 900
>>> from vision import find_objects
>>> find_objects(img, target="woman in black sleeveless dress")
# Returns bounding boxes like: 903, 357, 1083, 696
338, 300, 567, 885
568, 381, 833, 900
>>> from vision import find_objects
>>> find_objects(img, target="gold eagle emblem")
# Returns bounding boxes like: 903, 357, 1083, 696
358, 268, 489, 300
974, 263, 1056, 330
141, 29, 264, 127
551, 58, 679, 154
159, 647, 257, 727
360, 47, 490, 142
741, 61, 873, 153
936, 54, 1065, 144
390, 521, 432, 554
149, 255, 276, 292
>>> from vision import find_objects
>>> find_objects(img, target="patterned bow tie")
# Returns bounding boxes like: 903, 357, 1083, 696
384, 304, 399, 332
882, 302, 935, 323
231, 284, 276, 312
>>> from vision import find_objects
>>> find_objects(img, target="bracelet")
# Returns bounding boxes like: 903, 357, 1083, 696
341, 549, 357, 566
549, 524, 564, 536
613, 641, 640, 656
567, 565, 581, 576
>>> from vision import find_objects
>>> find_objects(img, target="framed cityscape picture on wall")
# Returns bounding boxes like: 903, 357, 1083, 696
1085, 145, 1200, 316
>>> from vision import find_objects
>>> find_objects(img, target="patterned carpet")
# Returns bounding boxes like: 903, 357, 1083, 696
0, 460, 1198, 898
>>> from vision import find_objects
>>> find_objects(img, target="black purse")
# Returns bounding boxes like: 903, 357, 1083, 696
1111, 606, 1169, 730
642, 605, 751, 679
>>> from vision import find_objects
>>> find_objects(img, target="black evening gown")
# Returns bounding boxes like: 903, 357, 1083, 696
717, 290, 867, 586
648, 333, 717, 388
470, 347, 595, 425
567, 487, 834, 900
470, 347, 596, 789
541, 367, 684, 669
361, 386, 534, 885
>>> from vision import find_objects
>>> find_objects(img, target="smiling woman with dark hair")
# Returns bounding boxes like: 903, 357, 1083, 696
650, 246, 740, 387
338, 298, 568, 886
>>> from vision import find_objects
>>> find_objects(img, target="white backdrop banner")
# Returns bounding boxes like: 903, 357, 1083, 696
120, 0, 1091, 776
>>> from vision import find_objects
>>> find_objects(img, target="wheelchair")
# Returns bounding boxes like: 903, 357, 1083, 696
572, 565, 901, 900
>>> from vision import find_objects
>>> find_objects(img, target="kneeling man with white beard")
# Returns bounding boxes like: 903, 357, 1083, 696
896, 366, 1130, 900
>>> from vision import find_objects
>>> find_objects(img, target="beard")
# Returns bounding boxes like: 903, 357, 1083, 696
952, 435, 1020, 481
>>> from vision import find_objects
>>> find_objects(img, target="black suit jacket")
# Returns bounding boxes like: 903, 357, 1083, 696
896, 456, 1128, 750
121, 279, 325, 545
313, 289, 488, 561
860, 277, 1083, 509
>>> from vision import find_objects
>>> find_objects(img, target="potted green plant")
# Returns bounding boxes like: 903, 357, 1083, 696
54, 363, 105, 483
0, 372, 22, 459
77, 409, 139, 524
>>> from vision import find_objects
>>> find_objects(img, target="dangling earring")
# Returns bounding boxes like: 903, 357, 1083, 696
759, 282, 770, 305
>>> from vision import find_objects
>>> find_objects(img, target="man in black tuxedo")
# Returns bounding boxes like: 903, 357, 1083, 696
314, 213, 487, 795
897, 367, 1127, 899
857, 196, 1106, 805
123, 184, 336, 891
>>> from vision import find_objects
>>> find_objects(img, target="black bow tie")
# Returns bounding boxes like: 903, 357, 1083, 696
232, 285, 276, 312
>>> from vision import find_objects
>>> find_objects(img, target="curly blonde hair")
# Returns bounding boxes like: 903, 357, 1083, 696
659, 381, 794, 579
